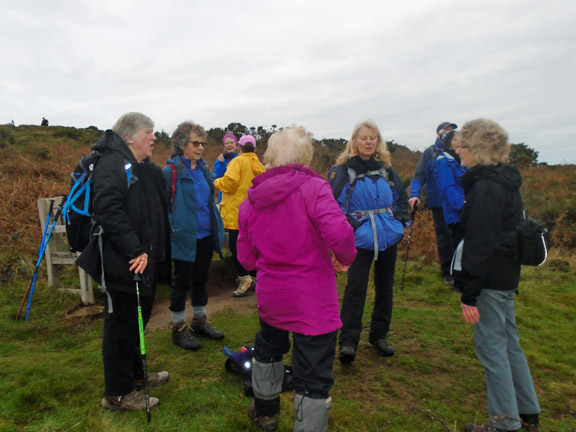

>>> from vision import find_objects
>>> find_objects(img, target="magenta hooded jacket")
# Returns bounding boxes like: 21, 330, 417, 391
237, 165, 357, 336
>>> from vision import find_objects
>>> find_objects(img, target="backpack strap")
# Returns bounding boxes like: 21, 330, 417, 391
168, 162, 177, 204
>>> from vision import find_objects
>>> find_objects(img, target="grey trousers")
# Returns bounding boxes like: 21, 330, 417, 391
474, 289, 540, 431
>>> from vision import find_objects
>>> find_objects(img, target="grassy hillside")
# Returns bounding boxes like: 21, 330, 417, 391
1, 124, 574, 275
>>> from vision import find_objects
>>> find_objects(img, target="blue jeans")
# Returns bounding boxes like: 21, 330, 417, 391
474, 289, 540, 430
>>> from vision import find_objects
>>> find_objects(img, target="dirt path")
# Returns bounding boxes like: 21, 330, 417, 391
146, 281, 257, 330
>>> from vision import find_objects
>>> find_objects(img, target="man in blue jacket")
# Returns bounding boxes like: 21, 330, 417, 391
408, 121, 457, 284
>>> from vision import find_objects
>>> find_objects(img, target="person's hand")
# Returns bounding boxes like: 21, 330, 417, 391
217, 154, 225, 162
332, 254, 350, 272
408, 197, 420, 211
129, 252, 148, 274
461, 303, 480, 324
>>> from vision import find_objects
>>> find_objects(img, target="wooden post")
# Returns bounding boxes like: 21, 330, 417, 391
36, 197, 94, 304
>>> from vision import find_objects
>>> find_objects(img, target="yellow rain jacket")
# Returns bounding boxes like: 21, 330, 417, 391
214, 152, 265, 230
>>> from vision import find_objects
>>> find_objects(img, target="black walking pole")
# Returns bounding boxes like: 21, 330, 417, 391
400, 203, 418, 290
16, 199, 54, 320
134, 273, 151, 423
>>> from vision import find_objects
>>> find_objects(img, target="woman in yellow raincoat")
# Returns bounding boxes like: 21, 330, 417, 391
214, 135, 265, 297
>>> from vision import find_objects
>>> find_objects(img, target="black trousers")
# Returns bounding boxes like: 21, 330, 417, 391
255, 318, 337, 399
102, 285, 155, 396
431, 207, 455, 276
228, 229, 256, 278
339, 245, 397, 349
170, 236, 214, 312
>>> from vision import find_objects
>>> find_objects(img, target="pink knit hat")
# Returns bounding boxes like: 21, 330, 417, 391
222, 133, 237, 145
238, 135, 256, 148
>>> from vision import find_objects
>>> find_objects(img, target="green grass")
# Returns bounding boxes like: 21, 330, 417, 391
0, 263, 575, 432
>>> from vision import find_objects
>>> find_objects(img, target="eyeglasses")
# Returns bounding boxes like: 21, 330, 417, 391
188, 140, 206, 147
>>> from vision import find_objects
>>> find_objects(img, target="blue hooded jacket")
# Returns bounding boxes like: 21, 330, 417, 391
329, 157, 408, 257
164, 156, 224, 262
434, 151, 466, 225
409, 138, 445, 208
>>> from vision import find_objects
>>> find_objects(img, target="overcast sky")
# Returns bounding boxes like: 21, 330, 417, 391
2, 0, 575, 165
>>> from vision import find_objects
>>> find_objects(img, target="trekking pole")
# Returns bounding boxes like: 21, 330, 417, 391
15, 199, 55, 320
400, 203, 418, 290
134, 273, 151, 423
23, 196, 66, 321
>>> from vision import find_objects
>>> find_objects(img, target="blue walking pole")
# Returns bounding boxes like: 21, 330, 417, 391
16, 199, 55, 320
24, 196, 65, 321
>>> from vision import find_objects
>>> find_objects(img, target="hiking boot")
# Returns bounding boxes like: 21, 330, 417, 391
191, 316, 225, 340
172, 324, 201, 350
135, 371, 170, 389
250, 276, 257, 291
248, 399, 279, 431
339, 345, 356, 365
370, 338, 395, 357
233, 276, 253, 297
520, 413, 540, 431
100, 390, 159, 411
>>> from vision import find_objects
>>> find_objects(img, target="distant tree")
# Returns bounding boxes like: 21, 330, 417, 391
386, 140, 399, 153
154, 130, 171, 148
207, 127, 225, 145
509, 143, 539, 168
271, 124, 277, 132
319, 138, 347, 152
226, 122, 249, 137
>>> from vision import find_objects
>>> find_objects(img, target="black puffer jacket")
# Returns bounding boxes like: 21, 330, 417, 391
457, 163, 523, 306
76, 130, 167, 295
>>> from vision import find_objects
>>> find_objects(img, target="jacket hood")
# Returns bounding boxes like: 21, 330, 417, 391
167, 154, 207, 168
463, 163, 522, 192
240, 152, 266, 175
248, 165, 321, 209
92, 129, 136, 162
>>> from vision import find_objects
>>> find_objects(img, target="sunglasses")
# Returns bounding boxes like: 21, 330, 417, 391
189, 140, 206, 147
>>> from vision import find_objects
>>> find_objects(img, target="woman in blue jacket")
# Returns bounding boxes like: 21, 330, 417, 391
434, 130, 466, 246
329, 119, 409, 364
164, 121, 225, 351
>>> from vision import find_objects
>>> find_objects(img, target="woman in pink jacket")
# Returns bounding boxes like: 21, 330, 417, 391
238, 126, 357, 432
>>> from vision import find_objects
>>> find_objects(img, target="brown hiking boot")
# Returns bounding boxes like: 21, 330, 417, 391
248, 399, 279, 431
172, 324, 201, 350
233, 276, 253, 297
191, 316, 225, 340
135, 371, 170, 389
100, 390, 159, 411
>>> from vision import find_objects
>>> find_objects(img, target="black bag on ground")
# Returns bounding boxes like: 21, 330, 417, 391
516, 211, 550, 266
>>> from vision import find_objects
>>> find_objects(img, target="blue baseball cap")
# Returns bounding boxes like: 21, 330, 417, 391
436, 122, 458, 133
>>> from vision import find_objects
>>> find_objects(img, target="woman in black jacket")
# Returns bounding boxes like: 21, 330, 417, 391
77, 112, 169, 412
454, 119, 540, 432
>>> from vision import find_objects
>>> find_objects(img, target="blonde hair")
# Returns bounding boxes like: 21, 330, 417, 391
264, 126, 314, 168
460, 118, 510, 166
335, 119, 391, 167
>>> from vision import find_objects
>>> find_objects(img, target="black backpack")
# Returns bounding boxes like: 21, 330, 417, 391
63, 152, 132, 252
515, 211, 550, 266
